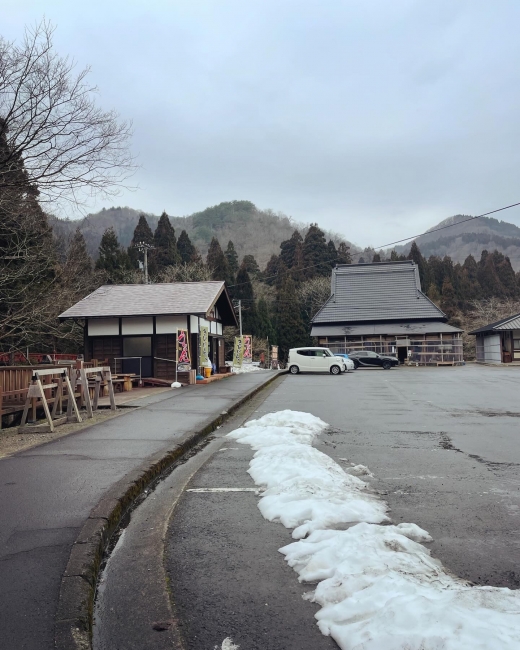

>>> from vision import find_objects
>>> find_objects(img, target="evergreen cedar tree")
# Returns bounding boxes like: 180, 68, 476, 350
242, 254, 260, 277
177, 230, 198, 264
275, 275, 309, 356
129, 214, 154, 268
153, 212, 181, 268
68, 230, 92, 276
206, 237, 233, 285
95, 227, 131, 282
225, 241, 239, 276
302, 224, 331, 279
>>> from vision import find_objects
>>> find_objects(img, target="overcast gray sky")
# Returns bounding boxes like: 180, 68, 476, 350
4, 1, 520, 247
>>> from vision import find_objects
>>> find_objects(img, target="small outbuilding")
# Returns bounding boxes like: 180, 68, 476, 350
469, 314, 520, 364
311, 261, 463, 365
58, 281, 237, 378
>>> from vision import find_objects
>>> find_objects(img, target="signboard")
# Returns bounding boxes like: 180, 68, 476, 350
271, 345, 278, 360
242, 335, 252, 364
233, 336, 244, 367
199, 326, 209, 366
177, 329, 191, 371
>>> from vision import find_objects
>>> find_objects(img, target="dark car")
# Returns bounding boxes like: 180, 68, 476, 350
348, 350, 399, 370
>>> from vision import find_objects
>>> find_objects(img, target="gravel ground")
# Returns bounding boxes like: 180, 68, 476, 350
0, 408, 127, 459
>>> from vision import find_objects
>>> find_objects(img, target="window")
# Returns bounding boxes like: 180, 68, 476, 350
514, 339, 520, 351
297, 349, 311, 356
123, 337, 152, 357
366, 351, 378, 358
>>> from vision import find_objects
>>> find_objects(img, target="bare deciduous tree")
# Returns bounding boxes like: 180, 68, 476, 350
0, 20, 135, 209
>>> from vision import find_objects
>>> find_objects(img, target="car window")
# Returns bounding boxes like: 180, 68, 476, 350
297, 350, 310, 356
315, 350, 327, 357
366, 351, 378, 357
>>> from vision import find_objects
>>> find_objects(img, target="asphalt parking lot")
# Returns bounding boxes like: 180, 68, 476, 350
251, 363, 520, 588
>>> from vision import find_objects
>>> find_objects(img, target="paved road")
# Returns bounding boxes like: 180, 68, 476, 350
0, 371, 273, 650
93, 364, 520, 650
250, 364, 520, 588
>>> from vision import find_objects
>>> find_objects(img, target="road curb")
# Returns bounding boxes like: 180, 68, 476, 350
54, 371, 285, 650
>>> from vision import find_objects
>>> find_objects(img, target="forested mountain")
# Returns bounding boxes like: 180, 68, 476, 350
394, 214, 520, 271
50, 201, 358, 268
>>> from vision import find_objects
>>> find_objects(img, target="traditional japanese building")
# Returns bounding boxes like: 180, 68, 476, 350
311, 261, 463, 365
469, 313, 520, 364
58, 281, 237, 378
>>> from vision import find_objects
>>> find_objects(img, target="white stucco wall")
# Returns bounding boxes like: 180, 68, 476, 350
88, 318, 119, 336
155, 315, 187, 334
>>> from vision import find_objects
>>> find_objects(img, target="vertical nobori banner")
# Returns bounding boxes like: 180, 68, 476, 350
177, 329, 191, 371
242, 335, 252, 364
199, 326, 209, 366
233, 336, 244, 367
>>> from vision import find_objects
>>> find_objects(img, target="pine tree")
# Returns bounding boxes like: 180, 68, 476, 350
337, 242, 351, 264
426, 283, 441, 304
358, 257, 365, 264
177, 230, 199, 264
242, 254, 260, 278
129, 214, 154, 268
224, 241, 239, 276
372, 253, 381, 263
390, 250, 399, 261
153, 212, 180, 270
206, 237, 232, 284
275, 275, 309, 358
302, 224, 330, 278
493, 251, 518, 297
280, 230, 303, 269
95, 227, 131, 282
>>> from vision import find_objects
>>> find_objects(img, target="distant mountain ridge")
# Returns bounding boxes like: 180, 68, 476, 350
394, 214, 520, 271
50, 201, 357, 268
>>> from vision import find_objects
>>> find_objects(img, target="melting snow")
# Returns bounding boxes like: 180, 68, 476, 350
227, 409, 520, 649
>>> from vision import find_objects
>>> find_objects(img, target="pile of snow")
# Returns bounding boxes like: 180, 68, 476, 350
227, 410, 520, 649
231, 364, 263, 374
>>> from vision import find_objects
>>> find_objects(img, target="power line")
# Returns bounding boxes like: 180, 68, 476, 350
227, 200, 520, 289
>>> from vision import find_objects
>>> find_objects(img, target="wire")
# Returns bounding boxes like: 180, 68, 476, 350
227, 200, 520, 289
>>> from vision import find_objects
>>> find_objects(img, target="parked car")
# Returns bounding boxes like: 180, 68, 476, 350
348, 350, 399, 370
287, 347, 347, 375
334, 353, 355, 372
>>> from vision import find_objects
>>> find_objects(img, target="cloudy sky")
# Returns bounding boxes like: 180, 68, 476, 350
4, 1, 520, 247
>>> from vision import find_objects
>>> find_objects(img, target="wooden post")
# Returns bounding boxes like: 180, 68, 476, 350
80, 367, 93, 418
440, 332, 444, 364
64, 372, 82, 423
51, 375, 63, 419
104, 368, 117, 411
93, 373, 101, 411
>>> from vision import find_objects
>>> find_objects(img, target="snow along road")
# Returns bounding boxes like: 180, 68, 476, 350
229, 409, 520, 649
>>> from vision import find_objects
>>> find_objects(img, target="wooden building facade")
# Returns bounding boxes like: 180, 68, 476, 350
470, 313, 520, 364
311, 261, 463, 365
59, 282, 237, 379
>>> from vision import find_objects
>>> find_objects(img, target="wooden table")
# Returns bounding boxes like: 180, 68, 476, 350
112, 374, 137, 392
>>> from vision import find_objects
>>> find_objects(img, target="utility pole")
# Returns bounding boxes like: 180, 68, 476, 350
238, 299, 242, 336
136, 241, 154, 284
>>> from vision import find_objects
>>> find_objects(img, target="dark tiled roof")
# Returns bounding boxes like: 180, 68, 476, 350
469, 313, 520, 334
59, 281, 237, 325
312, 261, 446, 324
311, 321, 462, 336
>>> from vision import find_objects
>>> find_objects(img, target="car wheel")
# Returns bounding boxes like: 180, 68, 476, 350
330, 364, 341, 375
353, 360, 360, 369
382, 360, 392, 370
289, 365, 299, 375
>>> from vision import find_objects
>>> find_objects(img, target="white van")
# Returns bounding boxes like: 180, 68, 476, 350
287, 347, 347, 375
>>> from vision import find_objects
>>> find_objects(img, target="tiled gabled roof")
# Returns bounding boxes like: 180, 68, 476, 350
59, 281, 237, 325
312, 261, 446, 324
469, 312, 520, 334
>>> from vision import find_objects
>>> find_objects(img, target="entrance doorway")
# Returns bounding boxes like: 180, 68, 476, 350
397, 346, 408, 363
